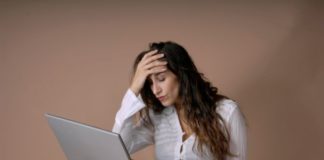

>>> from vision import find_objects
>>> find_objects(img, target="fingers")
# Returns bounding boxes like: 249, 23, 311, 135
137, 49, 167, 71
142, 52, 164, 66
147, 65, 167, 75
142, 49, 158, 60
144, 60, 167, 70
136, 49, 168, 76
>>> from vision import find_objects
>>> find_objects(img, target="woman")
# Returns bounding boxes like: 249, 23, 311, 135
113, 41, 247, 160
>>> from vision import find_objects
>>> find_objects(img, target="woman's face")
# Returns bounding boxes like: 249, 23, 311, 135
148, 70, 180, 107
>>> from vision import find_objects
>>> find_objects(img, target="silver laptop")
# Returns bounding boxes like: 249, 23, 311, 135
45, 113, 131, 160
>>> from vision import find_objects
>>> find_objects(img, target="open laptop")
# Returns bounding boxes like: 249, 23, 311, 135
45, 113, 131, 160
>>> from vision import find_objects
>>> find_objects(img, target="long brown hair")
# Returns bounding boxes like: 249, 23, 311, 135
133, 41, 232, 160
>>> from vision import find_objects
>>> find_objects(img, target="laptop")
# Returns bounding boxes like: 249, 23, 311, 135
45, 113, 131, 160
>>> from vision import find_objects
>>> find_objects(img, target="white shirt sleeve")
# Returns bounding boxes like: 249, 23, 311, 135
112, 89, 154, 154
226, 106, 248, 160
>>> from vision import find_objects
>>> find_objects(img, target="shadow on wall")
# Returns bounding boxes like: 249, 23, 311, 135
237, 1, 323, 160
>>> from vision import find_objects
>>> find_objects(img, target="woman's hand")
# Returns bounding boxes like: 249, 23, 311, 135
130, 50, 167, 96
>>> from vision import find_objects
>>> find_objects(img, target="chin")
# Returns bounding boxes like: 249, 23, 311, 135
163, 104, 172, 107
161, 100, 174, 107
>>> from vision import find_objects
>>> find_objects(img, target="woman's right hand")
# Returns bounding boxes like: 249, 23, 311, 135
130, 50, 167, 96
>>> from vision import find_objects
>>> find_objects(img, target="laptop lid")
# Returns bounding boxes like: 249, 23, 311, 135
45, 113, 131, 160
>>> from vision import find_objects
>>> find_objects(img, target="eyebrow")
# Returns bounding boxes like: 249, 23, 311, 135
148, 72, 165, 81
154, 72, 165, 77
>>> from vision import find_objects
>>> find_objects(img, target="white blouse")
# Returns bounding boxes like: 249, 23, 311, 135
112, 89, 247, 160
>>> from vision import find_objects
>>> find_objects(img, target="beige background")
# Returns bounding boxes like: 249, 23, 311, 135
1, 0, 323, 160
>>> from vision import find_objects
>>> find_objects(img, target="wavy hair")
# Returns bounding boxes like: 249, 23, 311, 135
133, 41, 232, 160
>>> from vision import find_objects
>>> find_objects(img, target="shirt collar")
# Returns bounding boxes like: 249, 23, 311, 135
162, 106, 175, 116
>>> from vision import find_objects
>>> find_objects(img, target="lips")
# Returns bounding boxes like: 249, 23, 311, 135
157, 96, 165, 101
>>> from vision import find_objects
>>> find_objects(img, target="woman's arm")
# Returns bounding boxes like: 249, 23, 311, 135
113, 49, 167, 154
227, 104, 248, 160
112, 89, 154, 154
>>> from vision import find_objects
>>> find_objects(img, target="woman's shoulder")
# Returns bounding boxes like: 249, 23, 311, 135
216, 98, 239, 122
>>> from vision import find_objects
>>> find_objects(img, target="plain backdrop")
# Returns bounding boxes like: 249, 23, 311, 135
1, 0, 323, 160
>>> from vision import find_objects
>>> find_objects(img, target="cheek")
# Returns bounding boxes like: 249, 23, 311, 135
167, 81, 180, 97
173, 84, 180, 98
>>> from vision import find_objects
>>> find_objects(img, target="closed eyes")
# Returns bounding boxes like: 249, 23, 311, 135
157, 77, 165, 81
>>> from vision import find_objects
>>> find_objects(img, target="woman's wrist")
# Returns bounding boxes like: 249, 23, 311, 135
129, 86, 140, 97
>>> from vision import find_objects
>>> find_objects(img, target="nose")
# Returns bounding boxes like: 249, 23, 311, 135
151, 82, 162, 96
